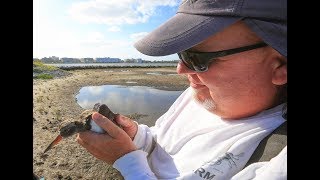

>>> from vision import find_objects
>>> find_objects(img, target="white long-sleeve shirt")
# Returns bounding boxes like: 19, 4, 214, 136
113, 87, 287, 180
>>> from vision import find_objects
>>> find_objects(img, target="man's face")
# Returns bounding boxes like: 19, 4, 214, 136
177, 21, 287, 119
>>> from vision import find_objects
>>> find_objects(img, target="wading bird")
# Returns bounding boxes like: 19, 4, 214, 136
43, 103, 117, 153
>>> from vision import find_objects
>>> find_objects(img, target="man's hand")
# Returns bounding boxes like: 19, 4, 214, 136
77, 112, 137, 164
114, 114, 138, 140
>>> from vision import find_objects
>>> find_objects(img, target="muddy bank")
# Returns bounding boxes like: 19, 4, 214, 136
33, 67, 189, 179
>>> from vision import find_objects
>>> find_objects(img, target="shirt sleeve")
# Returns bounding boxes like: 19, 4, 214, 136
113, 88, 191, 179
133, 124, 157, 153
113, 150, 157, 180
132, 88, 191, 154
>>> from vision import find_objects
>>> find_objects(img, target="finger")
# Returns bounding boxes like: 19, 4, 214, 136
77, 131, 112, 146
76, 133, 88, 146
115, 115, 138, 139
92, 112, 123, 138
115, 114, 135, 128
76, 135, 104, 159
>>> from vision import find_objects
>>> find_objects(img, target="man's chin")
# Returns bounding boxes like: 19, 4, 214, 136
190, 87, 216, 111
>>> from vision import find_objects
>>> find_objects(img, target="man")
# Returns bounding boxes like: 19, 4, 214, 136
77, 0, 287, 179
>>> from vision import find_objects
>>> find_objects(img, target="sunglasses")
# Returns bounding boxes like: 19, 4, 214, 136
177, 42, 268, 72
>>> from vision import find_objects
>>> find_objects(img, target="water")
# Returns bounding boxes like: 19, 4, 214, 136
76, 85, 184, 126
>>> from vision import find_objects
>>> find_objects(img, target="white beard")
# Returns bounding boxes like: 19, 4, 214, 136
191, 87, 216, 111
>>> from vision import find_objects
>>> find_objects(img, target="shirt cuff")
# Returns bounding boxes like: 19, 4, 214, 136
133, 124, 147, 150
113, 150, 156, 179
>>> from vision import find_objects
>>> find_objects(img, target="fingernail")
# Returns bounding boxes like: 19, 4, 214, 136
92, 112, 102, 121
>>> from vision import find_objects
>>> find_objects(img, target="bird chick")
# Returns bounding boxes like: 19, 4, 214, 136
43, 103, 117, 153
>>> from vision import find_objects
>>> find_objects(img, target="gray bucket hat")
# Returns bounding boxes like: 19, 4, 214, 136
134, 0, 287, 58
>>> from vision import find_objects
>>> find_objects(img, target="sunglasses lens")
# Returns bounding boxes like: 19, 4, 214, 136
178, 52, 208, 72
178, 53, 195, 70
193, 63, 208, 72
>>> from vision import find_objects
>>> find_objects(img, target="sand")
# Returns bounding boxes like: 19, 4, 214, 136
33, 67, 189, 179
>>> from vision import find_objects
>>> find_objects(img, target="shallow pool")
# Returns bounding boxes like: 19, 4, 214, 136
76, 85, 184, 126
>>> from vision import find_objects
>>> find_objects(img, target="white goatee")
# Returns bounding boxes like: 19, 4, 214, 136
191, 88, 216, 111
201, 99, 216, 110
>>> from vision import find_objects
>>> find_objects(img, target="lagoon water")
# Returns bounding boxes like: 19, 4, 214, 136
76, 85, 184, 126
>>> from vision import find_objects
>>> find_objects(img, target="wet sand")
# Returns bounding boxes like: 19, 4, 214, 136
33, 67, 189, 179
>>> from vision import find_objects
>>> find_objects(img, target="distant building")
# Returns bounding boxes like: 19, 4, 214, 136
123, 58, 143, 63
41, 56, 61, 63
135, 58, 143, 63
61, 57, 81, 63
95, 57, 121, 63
82, 58, 94, 63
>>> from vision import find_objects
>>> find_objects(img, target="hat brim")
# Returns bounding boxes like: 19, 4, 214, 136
134, 13, 241, 56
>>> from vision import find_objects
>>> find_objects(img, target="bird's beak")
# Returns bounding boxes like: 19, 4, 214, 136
43, 134, 63, 153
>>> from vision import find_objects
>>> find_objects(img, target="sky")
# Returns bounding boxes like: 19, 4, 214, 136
33, 0, 181, 61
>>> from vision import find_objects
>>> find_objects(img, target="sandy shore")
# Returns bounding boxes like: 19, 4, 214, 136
33, 67, 189, 179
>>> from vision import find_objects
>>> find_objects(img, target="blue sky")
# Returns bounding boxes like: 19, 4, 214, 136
33, 0, 181, 61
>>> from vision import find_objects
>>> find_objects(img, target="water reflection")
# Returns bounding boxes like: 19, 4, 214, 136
146, 72, 162, 75
76, 85, 184, 126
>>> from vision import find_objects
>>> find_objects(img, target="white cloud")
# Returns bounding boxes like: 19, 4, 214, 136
34, 23, 82, 58
80, 31, 130, 48
33, 0, 180, 60
87, 86, 104, 95
130, 32, 149, 41
68, 0, 180, 26
83, 31, 105, 43
108, 26, 121, 32
33, 0, 41, 58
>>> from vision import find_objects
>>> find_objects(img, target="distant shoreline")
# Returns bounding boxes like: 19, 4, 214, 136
46, 62, 178, 70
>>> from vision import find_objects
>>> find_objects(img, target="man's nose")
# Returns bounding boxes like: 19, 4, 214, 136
176, 61, 196, 75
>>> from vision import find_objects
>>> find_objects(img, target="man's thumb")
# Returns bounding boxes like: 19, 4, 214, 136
115, 114, 134, 128
115, 114, 138, 139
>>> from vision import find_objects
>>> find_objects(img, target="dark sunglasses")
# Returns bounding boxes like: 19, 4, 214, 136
177, 42, 268, 72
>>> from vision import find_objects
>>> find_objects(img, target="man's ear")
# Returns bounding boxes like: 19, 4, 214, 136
271, 53, 287, 85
